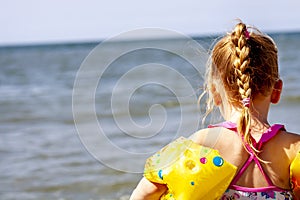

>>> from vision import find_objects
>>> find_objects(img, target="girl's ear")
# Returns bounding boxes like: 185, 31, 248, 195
271, 79, 283, 104
211, 84, 222, 106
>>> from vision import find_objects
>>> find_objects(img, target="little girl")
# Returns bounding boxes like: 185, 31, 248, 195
130, 21, 300, 199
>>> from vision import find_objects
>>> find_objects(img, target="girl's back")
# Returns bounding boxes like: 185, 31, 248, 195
193, 127, 300, 189
192, 124, 300, 199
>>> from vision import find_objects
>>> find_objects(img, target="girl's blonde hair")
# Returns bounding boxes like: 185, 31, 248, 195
204, 21, 279, 153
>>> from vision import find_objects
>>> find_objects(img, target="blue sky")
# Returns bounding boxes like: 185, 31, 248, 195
1, 0, 300, 45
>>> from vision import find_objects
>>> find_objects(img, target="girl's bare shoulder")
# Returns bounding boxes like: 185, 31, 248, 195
274, 130, 300, 157
189, 127, 238, 148
277, 130, 300, 144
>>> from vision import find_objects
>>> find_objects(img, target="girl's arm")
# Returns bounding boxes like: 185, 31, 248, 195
130, 177, 167, 200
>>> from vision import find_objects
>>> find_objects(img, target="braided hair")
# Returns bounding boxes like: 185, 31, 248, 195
204, 21, 279, 154
230, 23, 252, 150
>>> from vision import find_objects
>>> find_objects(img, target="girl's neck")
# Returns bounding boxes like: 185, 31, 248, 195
224, 95, 272, 130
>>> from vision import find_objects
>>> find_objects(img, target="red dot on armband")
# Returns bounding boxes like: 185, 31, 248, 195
200, 157, 207, 164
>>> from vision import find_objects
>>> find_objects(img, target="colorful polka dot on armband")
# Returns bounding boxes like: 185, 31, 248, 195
158, 169, 163, 180
200, 157, 207, 164
213, 156, 224, 167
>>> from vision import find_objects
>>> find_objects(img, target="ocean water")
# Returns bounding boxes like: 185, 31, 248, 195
1, 32, 300, 200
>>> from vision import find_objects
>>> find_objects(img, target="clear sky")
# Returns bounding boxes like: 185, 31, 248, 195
1, 0, 300, 45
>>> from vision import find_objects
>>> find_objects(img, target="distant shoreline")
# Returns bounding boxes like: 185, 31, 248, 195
1, 30, 300, 49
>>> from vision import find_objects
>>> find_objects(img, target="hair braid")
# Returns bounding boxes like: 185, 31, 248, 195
206, 20, 279, 156
230, 23, 255, 151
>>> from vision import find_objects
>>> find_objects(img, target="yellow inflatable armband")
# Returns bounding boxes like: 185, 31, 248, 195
291, 151, 300, 196
144, 137, 237, 200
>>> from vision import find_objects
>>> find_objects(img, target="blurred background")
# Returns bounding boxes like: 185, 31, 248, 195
1, 0, 300, 199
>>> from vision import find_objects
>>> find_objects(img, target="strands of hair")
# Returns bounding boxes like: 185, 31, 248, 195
201, 20, 279, 160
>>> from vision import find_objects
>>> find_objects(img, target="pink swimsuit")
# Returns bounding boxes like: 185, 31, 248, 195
208, 122, 294, 200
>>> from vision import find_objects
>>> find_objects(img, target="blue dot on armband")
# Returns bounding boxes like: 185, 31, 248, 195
213, 156, 224, 167
158, 169, 163, 180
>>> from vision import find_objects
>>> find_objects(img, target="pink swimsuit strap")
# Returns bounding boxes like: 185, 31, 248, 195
208, 121, 287, 193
